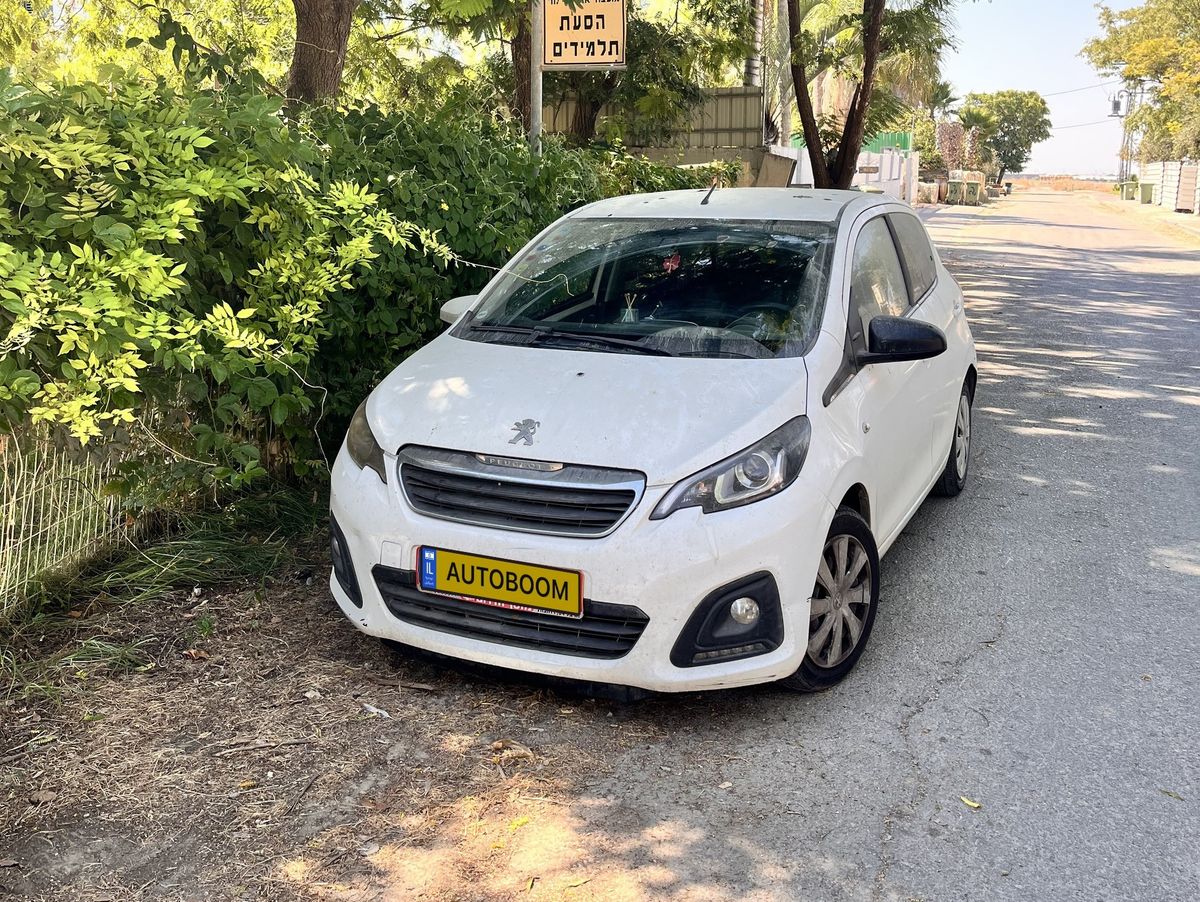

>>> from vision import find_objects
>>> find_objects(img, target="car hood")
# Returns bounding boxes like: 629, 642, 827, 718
368, 334, 808, 486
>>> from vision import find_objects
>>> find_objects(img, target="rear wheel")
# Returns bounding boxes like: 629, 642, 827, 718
781, 508, 880, 692
934, 380, 973, 497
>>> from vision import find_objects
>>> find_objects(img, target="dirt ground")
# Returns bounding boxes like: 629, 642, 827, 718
0, 570, 714, 901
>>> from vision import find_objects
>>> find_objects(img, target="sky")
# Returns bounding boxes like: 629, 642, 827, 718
941, 0, 1128, 176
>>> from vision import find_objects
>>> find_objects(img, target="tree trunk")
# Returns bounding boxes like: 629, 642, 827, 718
287, 0, 359, 103
511, 11, 532, 133
744, 0, 762, 87
786, 0, 886, 188
828, 0, 885, 188
786, 0, 831, 186
996, 167, 1007, 186
569, 96, 603, 142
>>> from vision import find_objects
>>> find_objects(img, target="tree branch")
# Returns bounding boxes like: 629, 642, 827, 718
787, 0, 831, 186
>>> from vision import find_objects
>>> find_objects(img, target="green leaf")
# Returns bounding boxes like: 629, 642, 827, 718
244, 377, 278, 409
93, 219, 135, 247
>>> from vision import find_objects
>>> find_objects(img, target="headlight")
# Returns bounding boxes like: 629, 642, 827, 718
650, 417, 810, 519
346, 399, 388, 484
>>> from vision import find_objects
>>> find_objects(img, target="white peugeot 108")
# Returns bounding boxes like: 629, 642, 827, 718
329, 188, 976, 693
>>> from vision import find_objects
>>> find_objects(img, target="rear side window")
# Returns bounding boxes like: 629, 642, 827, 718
850, 217, 909, 330
888, 212, 937, 302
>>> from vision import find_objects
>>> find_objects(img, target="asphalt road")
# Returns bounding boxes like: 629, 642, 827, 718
561, 190, 1200, 901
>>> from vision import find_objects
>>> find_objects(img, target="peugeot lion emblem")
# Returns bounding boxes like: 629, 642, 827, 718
508, 418, 540, 446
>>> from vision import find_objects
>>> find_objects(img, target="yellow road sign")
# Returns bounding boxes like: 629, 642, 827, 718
542, 0, 626, 69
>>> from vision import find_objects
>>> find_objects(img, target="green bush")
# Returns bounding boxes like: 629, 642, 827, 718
0, 60, 734, 505
0, 67, 441, 501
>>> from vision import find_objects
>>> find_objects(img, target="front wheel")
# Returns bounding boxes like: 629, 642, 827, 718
781, 508, 880, 692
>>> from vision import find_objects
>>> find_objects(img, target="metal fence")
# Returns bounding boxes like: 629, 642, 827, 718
0, 426, 122, 619
545, 86, 765, 149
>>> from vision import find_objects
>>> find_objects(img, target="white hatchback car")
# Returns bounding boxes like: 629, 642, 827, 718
329, 188, 976, 693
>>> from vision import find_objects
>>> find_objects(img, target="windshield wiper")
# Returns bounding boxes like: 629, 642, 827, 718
466, 323, 546, 337
465, 323, 677, 356
537, 329, 678, 357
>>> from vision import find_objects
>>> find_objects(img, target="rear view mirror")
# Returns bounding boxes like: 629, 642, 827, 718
440, 294, 478, 325
858, 316, 946, 366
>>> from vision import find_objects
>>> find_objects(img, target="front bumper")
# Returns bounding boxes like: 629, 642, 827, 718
329, 449, 835, 692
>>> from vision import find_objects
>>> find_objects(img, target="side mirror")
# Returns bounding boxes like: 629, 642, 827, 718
439, 294, 478, 325
858, 315, 947, 366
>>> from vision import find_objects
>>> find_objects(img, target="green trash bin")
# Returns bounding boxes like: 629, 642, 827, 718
1120, 181, 1137, 201
964, 182, 982, 205
946, 181, 965, 205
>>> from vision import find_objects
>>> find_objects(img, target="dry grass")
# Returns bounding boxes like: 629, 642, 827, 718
0, 569, 683, 901
1010, 177, 1117, 193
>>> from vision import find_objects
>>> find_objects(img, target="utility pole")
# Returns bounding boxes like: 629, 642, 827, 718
1109, 82, 1143, 183
529, 0, 543, 156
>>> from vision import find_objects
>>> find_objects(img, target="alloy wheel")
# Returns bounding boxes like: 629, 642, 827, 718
954, 393, 971, 480
808, 534, 874, 668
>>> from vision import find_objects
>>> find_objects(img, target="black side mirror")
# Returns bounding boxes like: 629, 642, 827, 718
857, 315, 947, 366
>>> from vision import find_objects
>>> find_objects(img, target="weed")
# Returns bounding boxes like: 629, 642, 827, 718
0, 486, 325, 701
195, 615, 217, 639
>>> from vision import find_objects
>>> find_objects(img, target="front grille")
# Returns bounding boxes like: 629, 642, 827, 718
398, 446, 644, 538
374, 567, 649, 659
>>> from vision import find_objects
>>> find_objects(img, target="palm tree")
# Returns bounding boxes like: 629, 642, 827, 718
928, 79, 959, 121
958, 106, 997, 168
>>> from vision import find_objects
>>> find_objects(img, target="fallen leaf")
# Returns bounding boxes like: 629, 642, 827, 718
66, 610, 83, 619
491, 739, 534, 761
0, 859, 17, 868
718, 781, 733, 790
182, 648, 209, 660
362, 703, 391, 718
509, 816, 530, 832
303, 689, 322, 701
1159, 789, 1184, 801
566, 877, 591, 888
526, 876, 538, 892
960, 795, 982, 810
358, 842, 380, 856
29, 790, 57, 805
238, 779, 258, 790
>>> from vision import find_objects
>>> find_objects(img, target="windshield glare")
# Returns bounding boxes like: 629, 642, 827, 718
456, 217, 836, 359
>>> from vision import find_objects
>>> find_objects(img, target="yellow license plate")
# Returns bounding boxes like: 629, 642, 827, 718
416, 547, 583, 618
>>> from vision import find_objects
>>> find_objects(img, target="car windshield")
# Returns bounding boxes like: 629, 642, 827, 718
456, 217, 836, 359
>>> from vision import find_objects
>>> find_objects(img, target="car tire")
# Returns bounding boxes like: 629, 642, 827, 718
781, 507, 880, 693
933, 378, 973, 498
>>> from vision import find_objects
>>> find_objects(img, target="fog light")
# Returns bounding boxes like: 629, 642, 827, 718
729, 597, 760, 625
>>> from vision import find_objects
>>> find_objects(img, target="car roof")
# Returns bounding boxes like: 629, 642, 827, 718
568, 187, 893, 223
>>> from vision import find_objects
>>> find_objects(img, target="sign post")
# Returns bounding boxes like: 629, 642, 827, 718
530, 0, 627, 154
530, 0, 543, 155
